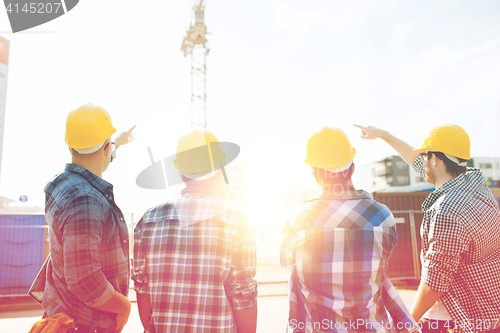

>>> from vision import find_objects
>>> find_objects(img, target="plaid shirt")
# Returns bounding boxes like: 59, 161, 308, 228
132, 187, 257, 333
280, 187, 418, 333
43, 164, 130, 329
414, 156, 500, 333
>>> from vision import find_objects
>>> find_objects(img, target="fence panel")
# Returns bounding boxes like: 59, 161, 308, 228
0, 209, 428, 297
0, 214, 48, 296
385, 210, 424, 280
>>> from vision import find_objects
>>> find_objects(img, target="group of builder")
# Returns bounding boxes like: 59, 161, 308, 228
27, 104, 500, 333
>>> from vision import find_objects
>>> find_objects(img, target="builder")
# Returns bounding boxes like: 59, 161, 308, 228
355, 124, 500, 333
37, 104, 135, 333
132, 127, 257, 333
279, 127, 418, 333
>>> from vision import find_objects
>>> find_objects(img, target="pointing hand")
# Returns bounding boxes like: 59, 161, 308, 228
353, 124, 387, 140
115, 125, 136, 149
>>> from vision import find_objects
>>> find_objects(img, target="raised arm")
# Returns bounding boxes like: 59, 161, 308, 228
353, 125, 420, 166
115, 125, 136, 150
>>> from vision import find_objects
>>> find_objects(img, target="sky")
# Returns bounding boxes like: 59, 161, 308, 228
0, 0, 499, 227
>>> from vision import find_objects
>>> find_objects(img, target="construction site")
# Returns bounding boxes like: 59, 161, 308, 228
1, 0, 500, 332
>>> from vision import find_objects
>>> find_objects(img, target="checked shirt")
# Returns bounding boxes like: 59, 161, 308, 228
414, 156, 500, 333
42, 164, 130, 330
132, 187, 257, 333
280, 187, 417, 333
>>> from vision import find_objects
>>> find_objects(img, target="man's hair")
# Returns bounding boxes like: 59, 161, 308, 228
70, 140, 107, 157
430, 152, 467, 177
312, 164, 354, 186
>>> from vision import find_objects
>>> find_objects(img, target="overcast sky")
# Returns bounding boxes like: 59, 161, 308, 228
0, 0, 499, 226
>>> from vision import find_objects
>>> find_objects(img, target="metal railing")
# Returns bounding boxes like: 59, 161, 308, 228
0, 210, 424, 297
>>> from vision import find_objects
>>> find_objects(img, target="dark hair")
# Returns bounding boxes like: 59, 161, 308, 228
430, 152, 467, 177
312, 164, 354, 186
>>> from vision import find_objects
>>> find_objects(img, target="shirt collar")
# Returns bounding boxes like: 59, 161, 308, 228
65, 163, 112, 194
308, 186, 372, 201
422, 168, 484, 210
181, 185, 221, 199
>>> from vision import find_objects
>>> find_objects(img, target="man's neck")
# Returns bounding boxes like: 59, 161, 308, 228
434, 173, 456, 189
321, 178, 355, 191
184, 180, 218, 194
71, 159, 103, 178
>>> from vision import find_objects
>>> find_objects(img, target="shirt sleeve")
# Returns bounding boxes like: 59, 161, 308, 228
279, 218, 296, 269
413, 154, 425, 178
382, 277, 419, 333
132, 217, 149, 295
61, 195, 115, 307
225, 215, 257, 311
421, 207, 470, 293
279, 206, 309, 269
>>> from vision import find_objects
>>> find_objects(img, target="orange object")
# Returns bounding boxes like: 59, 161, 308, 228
28, 313, 75, 333
304, 127, 356, 170
413, 124, 470, 160
65, 104, 117, 150
0, 36, 9, 66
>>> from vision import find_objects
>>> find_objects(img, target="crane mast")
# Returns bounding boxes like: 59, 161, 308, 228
181, 0, 209, 129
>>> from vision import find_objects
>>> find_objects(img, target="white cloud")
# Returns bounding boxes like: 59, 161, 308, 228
390, 23, 417, 47
394, 39, 500, 95
269, 37, 300, 54
325, 0, 400, 33
271, 2, 326, 36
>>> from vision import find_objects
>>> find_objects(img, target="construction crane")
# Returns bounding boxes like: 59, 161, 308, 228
181, 0, 209, 129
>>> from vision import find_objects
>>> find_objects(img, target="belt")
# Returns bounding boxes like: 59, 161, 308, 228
68, 325, 117, 333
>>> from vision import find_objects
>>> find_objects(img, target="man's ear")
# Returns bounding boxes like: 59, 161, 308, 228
432, 154, 440, 167
103, 143, 111, 157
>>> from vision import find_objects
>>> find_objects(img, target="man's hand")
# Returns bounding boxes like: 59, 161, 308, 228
115, 309, 131, 333
91, 290, 131, 333
353, 124, 388, 140
353, 124, 420, 165
115, 125, 136, 149
233, 304, 257, 333
137, 293, 153, 331
410, 282, 443, 322
28, 313, 75, 333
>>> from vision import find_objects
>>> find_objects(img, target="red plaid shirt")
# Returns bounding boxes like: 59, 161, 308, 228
414, 156, 500, 333
132, 187, 257, 333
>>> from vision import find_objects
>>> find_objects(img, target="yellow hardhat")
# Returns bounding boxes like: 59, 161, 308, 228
305, 127, 356, 171
413, 124, 470, 160
174, 127, 226, 179
65, 104, 117, 149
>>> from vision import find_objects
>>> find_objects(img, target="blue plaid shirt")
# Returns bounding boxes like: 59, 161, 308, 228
42, 164, 130, 330
280, 187, 418, 333
133, 187, 257, 333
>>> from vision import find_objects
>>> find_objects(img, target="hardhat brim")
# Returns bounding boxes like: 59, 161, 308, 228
315, 160, 353, 173
65, 128, 116, 150
180, 168, 220, 181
